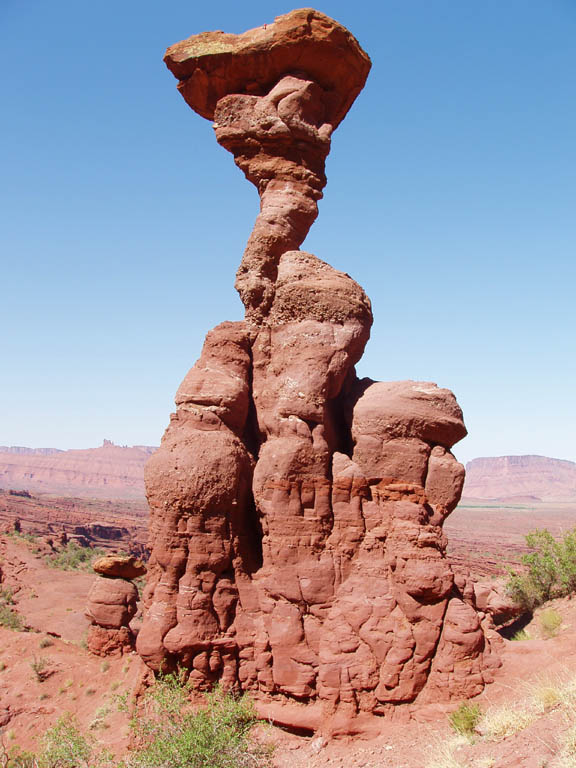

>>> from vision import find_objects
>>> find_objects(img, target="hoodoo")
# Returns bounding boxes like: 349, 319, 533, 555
137, 9, 501, 732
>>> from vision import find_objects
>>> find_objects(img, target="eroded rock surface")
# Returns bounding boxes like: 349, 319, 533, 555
86, 555, 145, 656
138, 8, 501, 731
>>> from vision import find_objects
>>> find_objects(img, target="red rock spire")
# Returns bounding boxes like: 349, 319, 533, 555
137, 9, 501, 734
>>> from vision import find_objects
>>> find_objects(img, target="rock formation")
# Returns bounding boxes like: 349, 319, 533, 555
137, 9, 501, 731
86, 554, 145, 656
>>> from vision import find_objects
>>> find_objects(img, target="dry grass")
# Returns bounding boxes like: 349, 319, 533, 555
539, 607, 563, 638
478, 704, 536, 742
424, 736, 470, 768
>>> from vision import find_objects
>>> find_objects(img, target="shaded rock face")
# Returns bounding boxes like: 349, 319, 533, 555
138, 8, 501, 729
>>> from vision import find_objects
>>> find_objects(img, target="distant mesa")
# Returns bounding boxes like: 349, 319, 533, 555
0, 442, 157, 500
0, 446, 64, 455
463, 455, 576, 503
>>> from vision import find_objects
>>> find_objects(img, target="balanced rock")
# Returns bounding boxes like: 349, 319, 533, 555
137, 9, 501, 732
93, 554, 146, 580
86, 555, 144, 656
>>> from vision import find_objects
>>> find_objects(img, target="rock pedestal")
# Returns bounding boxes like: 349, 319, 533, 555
86, 555, 146, 656
137, 9, 501, 732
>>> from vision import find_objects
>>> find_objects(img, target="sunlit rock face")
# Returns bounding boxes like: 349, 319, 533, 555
137, 8, 501, 734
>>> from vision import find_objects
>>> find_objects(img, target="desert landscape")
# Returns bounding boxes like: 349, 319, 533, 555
2, 3, 574, 768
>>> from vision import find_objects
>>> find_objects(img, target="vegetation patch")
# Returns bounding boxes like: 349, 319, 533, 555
449, 702, 482, 738
539, 607, 563, 638
124, 673, 272, 768
30, 655, 51, 683
506, 528, 576, 609
1, 675, 271, 768
45, 541, 107, 572
478, 703, 536, 741
0, 604, 24, 631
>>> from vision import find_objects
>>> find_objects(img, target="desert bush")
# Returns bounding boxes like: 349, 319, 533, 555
0, 715, 109, 768
539, 607, 563, 638
8, 530, 38, 545
38, 714, 98, 767
0, 604, 24, 631
506, 528, 576, 609
0, 744, 37, 768
449, 701, 482, 737
46, 542, 106, 572
123, 673, 272, 768
30, 656, 50, 682
510, 628, 530, 641
0, 586, 15, 605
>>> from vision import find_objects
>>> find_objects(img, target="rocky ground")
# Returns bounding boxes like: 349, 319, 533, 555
3, 532, 576, 767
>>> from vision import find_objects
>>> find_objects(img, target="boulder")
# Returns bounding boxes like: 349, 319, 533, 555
93, 554, 146, 580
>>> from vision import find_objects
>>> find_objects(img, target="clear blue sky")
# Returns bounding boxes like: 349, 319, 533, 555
1, 0, 575, 465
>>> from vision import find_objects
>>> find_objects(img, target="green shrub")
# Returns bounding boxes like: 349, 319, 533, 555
1, 745, 37, 768
0, 586, 15, 605
38, 713, 95, 767
510, 628, 530, 641
0, 604, 24, 631
46, 542, 107, 572
449, 701, 482, 737
506, 528, 576, 609
123, 674, 272, 768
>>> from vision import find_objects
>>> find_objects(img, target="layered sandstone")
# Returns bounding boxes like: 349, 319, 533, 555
137, 9, 501, 731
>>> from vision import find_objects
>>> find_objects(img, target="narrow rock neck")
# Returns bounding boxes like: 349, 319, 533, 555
213, 74, 333, 323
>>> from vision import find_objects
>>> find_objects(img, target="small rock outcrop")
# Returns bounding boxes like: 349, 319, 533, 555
138, 9, 501, 732
86, 555, 145, 656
